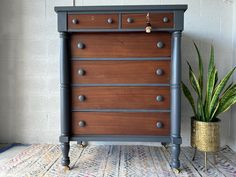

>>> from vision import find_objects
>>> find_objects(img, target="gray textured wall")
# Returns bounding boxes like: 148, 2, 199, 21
229, 0, 236, 150
0, 0, 235, 149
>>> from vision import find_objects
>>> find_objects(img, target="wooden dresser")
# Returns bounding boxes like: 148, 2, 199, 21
55, 5, 187, 171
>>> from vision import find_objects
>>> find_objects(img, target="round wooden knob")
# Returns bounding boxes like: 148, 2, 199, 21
78, 69, 86, 76
72, 18, 79, 24
107, 18, 113, 24
156, 69, 164, 76
127, 17, 134, 23
77, 42, 85, 49
163, 17, 169, 23
157, 41, 164, 48
78, 95, 86, 102
156, 95, 164, 102
78, 121, 86, 127
156, 122, 163, 128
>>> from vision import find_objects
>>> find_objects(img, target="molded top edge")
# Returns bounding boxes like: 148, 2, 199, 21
54, 5, 188, 13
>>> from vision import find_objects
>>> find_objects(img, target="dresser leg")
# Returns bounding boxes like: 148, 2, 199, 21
170, 144, 180, 169
61, 142, 70, 168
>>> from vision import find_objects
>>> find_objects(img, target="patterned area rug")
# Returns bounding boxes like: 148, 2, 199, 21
0, 144, 236, 177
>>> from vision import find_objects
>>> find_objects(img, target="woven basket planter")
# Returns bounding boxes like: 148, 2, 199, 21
191, 117, 220, 152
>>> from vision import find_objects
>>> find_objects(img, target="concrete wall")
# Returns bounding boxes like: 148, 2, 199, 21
0, 0, 235, 148
229, 0, 236, 150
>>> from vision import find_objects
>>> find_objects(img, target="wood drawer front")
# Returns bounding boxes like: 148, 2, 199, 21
68, 14, 119, 29
72, 112, 170, 135
122, 13, 173, 29
72, 87, 170, 109
70, 32, 171, 58
72, 60, 170, 84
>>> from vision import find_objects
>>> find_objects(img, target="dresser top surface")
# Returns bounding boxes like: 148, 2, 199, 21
55, 5, 187, 13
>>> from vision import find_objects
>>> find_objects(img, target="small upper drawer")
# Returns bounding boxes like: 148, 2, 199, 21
122, 13, 173, 29
68, 14, 119, 29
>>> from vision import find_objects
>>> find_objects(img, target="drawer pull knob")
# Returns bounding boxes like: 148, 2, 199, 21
72, 18, 79, 24
156, 95, 164, 102
78, 95, 86, 102
78, 69, 86, 76
127, 17, 134, 23
78, 121, 86, 127
163, 17, 169, 23
156, 69, 164, 76
77, 42, 85, 49
156, 122, 163, 128
157, 41, 164, 49
107, 18, 113, 24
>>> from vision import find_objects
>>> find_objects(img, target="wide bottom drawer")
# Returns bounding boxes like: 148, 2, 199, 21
72, 112, 170, 135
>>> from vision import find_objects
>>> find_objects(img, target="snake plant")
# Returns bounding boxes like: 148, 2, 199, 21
181, 43, 236, 122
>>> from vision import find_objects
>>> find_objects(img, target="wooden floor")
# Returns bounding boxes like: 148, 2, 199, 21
0, 144, 236, 176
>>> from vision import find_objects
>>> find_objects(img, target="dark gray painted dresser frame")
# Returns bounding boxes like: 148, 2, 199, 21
55, 5, 187, 170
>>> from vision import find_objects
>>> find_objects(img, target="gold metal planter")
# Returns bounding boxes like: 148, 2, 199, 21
191, 117, 220, 152
191, 118, 220, 170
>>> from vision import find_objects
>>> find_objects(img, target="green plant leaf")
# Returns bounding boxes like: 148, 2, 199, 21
216, 94, 236, 116
208, 45, 215, 76
187, 62, 202, 98
208, 67, 236, 119
205, 66, 217, 118
209, 101, 220, 122
197, 98, 205, 121
181, 82, 197, 117
193, 42, 204, 91
205, 45, 217, 119
215, 84, 236, 116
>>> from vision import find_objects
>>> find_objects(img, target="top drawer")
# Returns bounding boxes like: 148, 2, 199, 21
122, 13, 173, 29
68, 14, 119, 29
68, 13, 173, 30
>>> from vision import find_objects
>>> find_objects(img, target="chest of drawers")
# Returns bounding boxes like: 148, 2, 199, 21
55, 5, 187, 171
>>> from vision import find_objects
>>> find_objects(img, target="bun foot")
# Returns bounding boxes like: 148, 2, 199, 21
173, 168, 181, 174
63, 165, 70, 171
79, 141, 87, 148
161, 142, 169, 149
